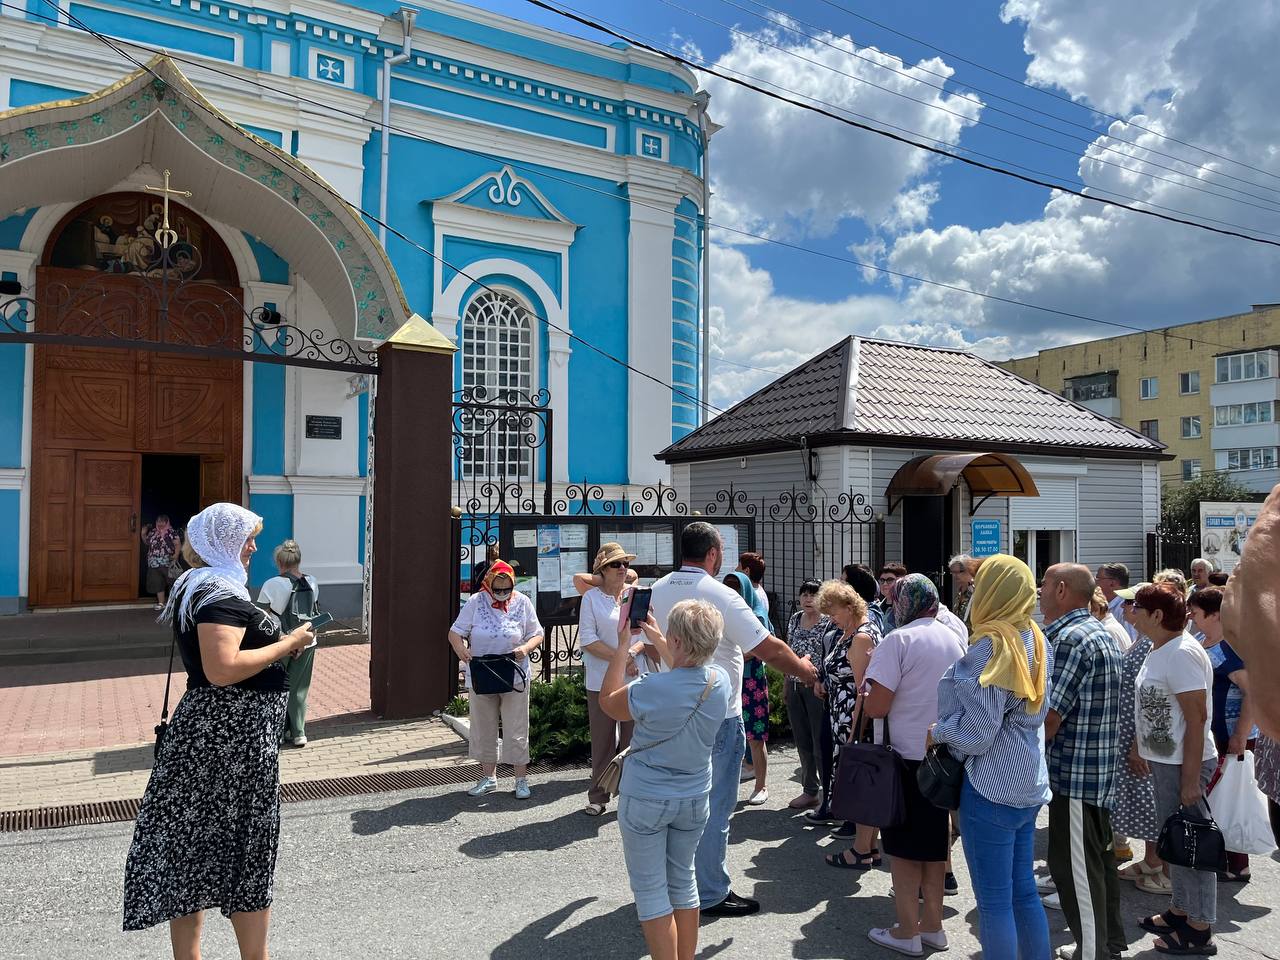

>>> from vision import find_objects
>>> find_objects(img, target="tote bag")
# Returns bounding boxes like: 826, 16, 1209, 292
1209, 754, 1277, 856
829, 703, 906, 828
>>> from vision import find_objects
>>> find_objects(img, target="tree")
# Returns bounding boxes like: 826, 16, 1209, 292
1161, 471, 1262, 537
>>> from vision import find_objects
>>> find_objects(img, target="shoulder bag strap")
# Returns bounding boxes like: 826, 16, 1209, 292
159, 632, 177, 724
627, 672, 717, 758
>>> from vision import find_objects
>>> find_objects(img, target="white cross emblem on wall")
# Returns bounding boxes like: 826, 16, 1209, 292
318, 56, 344, 82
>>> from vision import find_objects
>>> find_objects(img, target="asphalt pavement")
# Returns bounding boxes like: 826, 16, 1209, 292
2, 748, 1277, 959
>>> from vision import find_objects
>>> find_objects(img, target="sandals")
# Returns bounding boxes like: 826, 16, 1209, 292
1153, 925, 1217, 956
1217, 870, 1250, 884
825, 846, 882, 870
583, 802, 606, 817
1140, 912, 1189, 936
1119, 860, 1162, 880
1136, 871, 1174, 895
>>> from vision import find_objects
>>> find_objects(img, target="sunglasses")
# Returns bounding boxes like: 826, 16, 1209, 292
605, 560, 630, 570
491, 586, 513, 597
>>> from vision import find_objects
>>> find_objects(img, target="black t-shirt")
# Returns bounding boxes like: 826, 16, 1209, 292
177, 589, 289, 693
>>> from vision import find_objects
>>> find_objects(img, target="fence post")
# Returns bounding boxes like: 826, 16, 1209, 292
874, 518, 886, 572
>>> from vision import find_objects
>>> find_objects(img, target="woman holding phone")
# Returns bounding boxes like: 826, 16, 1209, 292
258, 540, 320, 748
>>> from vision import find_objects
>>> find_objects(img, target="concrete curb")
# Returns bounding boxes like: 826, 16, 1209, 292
440, 713, 470, 740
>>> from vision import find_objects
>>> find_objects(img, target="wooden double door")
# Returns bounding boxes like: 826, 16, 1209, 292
29, 268, 244, 606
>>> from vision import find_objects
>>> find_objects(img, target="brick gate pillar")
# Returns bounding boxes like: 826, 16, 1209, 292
370, 316, 456, 718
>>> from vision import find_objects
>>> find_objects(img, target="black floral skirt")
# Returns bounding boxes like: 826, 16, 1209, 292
123, 684, 288, 931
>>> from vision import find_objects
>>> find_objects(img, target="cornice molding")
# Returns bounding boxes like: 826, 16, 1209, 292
0, 468, 27, 491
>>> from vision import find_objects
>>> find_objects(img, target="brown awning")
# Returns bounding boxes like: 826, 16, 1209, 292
887, 453, 1040, 515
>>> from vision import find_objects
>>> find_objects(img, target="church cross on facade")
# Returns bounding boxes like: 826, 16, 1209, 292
144, 169, 192, 250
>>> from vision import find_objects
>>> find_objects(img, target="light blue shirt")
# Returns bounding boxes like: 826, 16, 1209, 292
933, 630, 1054, 809
622, 664, 732, 800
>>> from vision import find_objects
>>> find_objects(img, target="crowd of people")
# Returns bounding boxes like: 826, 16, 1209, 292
118, 493, 1280, 960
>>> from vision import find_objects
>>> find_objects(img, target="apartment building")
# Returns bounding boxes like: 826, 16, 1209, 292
1003, 304, 1280, 490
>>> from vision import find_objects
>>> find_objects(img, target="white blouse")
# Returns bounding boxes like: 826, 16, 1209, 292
450, 591, 543, 662
577, 587, 624, 692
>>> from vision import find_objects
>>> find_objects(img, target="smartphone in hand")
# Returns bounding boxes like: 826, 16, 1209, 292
628, 587, 652, 627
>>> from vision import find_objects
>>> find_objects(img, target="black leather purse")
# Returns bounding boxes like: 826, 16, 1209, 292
829, 704, 906, 828
918, 744, 966, 811
1158, 804, 1229, 873
470, 653, 529, 695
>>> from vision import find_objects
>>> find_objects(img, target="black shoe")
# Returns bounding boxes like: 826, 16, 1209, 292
701, 891, 760, 917
804, 808, 837, 824
944, 872, 959, 896
830, 820, 857, 839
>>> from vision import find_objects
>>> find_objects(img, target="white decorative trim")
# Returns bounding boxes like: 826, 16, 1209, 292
308, 47, 355, 89
0, 468, 26, 491
1018, 459, 1089, 477
247, 474, 367, 496
437, 258, 563, 330
431, 199, 578, 252
435, 164, 574, 225
248, 474, 293, 495
636, 127, 668, 161
71, 0, 246, 65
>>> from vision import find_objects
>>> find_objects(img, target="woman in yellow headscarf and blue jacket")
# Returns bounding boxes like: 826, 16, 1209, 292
930, 554, 1053, 960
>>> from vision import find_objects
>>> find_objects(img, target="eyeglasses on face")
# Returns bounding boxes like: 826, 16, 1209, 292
878, 576, 896, 584
606, 560, 630, 570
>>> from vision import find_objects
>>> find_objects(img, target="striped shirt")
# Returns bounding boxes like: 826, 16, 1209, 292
933, 629, 1054, 809
1045, 608, 1125, 807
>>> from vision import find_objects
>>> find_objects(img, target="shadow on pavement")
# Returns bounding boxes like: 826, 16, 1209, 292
489, 897, 736, 960
350, 776, 587, 837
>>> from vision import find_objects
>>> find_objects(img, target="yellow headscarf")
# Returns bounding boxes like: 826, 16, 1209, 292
967, 554, 1047, 713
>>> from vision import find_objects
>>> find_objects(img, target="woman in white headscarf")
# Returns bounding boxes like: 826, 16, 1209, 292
123, 503, 314, 958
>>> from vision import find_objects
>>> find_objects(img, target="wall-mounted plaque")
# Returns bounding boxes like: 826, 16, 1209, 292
305, 415, 343, 440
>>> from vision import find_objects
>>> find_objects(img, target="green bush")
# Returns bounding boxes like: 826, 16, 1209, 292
766, 666, 792, 740
528, 671, 591, 763
444, 695, 469, 717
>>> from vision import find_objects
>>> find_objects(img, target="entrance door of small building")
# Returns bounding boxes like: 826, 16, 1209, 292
901, 493, 955, 589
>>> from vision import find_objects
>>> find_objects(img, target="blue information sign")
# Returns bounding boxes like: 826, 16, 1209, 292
972, 519, 1002, 558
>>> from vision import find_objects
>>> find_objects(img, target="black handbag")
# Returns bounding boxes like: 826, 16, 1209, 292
1158, 804, 1229, 873
829, 703, 906, 828
153, 634, 177, 760
918, 744, 966, 811
470, 653, 529, 695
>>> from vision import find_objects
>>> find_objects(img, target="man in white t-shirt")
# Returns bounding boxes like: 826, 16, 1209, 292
648, 522, 819, 918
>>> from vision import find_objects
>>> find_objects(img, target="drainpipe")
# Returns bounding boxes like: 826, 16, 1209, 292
378, 7, 417, 247
694, 91, 712, 425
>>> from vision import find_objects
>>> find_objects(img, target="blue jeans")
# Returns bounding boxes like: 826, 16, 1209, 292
618, 794, 711, 921
695, 715, 746, 907
957, 779, 1051, 960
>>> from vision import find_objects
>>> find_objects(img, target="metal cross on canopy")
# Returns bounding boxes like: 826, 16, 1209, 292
144, 169, 192, 250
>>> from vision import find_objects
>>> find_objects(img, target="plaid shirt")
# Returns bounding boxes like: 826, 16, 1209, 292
1045, 608, 1125, 806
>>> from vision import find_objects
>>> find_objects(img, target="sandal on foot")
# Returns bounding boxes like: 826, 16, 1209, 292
1120, 861, 1162, 880
1154, 926, 1216, 956
583, 802, 606, 816
1217, 869, 1250, 884
1136, 872, 1175, 895
1140, 911, 1189, 936
826, 847, 881, 870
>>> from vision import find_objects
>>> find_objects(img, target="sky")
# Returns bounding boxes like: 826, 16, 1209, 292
465, 0, 1280, 410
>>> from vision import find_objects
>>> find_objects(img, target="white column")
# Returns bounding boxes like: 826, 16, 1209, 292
627, 183, 679, 486
548, 328, 571, 483
293, 116, 370, 207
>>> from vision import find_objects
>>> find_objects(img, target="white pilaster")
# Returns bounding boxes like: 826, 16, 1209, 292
293, 116, 371, 206
548, 328, 571, 483
627, 183, 679, 486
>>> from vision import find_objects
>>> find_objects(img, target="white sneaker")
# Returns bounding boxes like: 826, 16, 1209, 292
513, 778, 531, 800
920, 929, 949, 952
1036, 877, 1057, 895
1042, 892, 1062, 911
291, 736, 307, 748
467, 776, 497, 797
747, 788, 769, 806
868, 927, 923, 956
739, 765, 755, 782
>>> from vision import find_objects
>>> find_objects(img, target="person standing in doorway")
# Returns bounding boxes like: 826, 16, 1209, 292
258, 540, 319, 749
141, 514, 179, 610
1041, 563, 1126, 960
648, 522, 819, 918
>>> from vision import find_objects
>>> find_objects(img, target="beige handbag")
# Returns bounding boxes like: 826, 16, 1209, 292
593, 673, 716, 799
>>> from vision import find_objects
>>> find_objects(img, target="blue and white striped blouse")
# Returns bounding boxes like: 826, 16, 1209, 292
933, 629, 1054, 809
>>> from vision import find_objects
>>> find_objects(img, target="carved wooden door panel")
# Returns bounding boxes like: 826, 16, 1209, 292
32, 450, 77, 606
73, 451, 141, 602
199, 455, 230, 510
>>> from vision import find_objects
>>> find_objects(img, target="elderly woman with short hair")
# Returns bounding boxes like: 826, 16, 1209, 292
948, 554, 976, 621
601, 598, 733, 960
124, 503, 315, 958
258, 539, 318, 748
448, 560, 545, 800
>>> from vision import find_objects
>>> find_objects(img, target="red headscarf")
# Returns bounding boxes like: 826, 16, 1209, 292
482, 560, 517, 612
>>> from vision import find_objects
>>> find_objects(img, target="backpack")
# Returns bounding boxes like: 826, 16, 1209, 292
279, 573, 320, 633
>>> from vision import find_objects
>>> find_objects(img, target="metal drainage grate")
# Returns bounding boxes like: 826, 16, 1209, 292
1, 760, 587, 833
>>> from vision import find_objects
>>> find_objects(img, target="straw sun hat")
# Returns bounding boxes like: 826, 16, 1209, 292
593, 541, 637, 574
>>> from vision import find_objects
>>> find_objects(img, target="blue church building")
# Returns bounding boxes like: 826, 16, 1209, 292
0, 0, 711, 614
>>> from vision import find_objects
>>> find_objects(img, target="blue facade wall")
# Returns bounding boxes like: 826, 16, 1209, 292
248, 492, 292, 586
0, 490, 18, 603
671, 197, 701, 441
9, 78, 84, 106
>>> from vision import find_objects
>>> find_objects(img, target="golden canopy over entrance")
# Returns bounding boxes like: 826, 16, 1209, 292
886, 453, 1040, 515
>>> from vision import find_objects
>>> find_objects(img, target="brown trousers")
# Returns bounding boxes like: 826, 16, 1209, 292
586, 689, 634, 805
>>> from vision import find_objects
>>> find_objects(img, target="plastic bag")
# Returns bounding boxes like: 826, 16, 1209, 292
1209, 753, 1278, 856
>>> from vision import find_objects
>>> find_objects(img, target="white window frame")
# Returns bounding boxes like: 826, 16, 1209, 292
1213, 401, 1275, 426
1182, 459, 1202, 481
1216, 350, 1275, 384
1140, 376, 1159, 399
1180, 415, 1202, 439
1179, 370, 1200, 395
1225, 447, 1278, 471
458, 289, 537, 482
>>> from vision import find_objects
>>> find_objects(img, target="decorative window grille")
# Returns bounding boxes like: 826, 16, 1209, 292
459, 291, 535, 481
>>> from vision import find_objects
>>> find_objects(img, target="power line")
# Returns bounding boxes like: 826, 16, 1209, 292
650, 0, 1280, 217
527, 0, 1280, 252
10, 2, 1263, 357
808, 0, 1280, 188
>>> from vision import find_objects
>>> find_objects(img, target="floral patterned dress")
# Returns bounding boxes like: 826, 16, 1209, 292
1110, 634, 1160, 841
1255, 734, 1280, 804
743, 658, 770, 742
822, 618, 881, 748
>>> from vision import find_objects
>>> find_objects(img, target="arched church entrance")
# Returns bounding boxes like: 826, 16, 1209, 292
29, 192, 243, 606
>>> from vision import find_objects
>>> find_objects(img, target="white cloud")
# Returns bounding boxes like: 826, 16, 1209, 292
702, 20, 982, 240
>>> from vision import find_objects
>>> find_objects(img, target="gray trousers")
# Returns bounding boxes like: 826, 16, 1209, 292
785, 679, 825, 796
1151, 758, 1219, 924
587, 690, 633, 805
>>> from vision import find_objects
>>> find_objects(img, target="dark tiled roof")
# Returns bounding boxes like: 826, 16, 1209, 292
660, 337, 1166, 461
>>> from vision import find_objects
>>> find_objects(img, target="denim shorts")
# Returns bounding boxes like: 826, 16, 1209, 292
617, 793, 711, 922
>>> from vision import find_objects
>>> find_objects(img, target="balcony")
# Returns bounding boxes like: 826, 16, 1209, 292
1077, 396, 1121, 419
1211, 421, 1280, 450
1210, 378, 1280, 407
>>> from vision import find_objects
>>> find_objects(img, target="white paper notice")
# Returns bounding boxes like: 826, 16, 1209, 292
559, 551, 586, 597
634, 532, 658, 566
656, 532, 674, 566
561, 526, 588, 550
714, 525, 740, 569
515, 577, 537, 600
617, 532, 638, 556
513, 529, 537, 549
537, 556, 560, 588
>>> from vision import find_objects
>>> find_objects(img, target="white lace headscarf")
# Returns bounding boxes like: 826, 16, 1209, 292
161, 502, 262, 631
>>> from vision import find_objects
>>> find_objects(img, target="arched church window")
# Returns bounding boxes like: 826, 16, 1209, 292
459, 290, 535, 480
